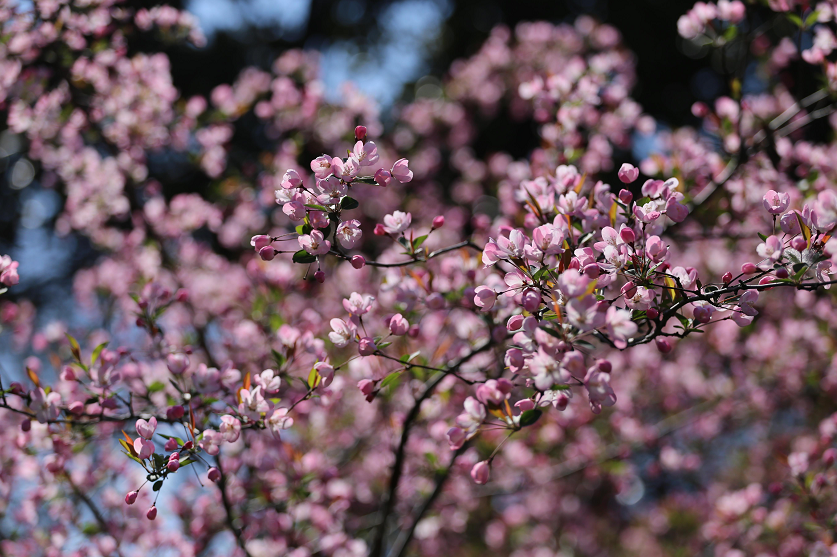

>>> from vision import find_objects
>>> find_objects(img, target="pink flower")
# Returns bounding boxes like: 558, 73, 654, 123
238, 386, 269, 420
475, 379, 513, 406
389, 313, 409, 336
136, 417, 157, 439
280, 169, 302, 189
147, 506, 157, 520
125, 491, 138, 505
207, 467, 221, 482
446, 426, 466, 450
471, 461, 490, 484
633, 202, 661, 223
329, 318, 354, 347
358, 379, 375, 396
756, 235, 783, 263
219, 415, 241, 442
584, 364, 616, 414
566, 295, 606, 331
314, 361, 335, 387
311, 155, 333, 179
343, 292, 375, 316
332, 155, 359, 182
391, 158, 413, 183
763, 190, 790, 215
605, 306, 637, 349
645, 236, 668, 262
0, 256, 19, 287
665, 197, 689, 222
473, 285, 497, 311
267, 408, 293, 438
352, 140, 379, 166
134, 437, 155, 460
558, 271, 591, 299
358, 337, 377, 356
382, 211, 412, 234
625, 286, 656, 311
166, 353, 189, 374
618, 163, 639, 183
374, 168, 392, 187
336, 219, 363, 249
298, 230, 331, 256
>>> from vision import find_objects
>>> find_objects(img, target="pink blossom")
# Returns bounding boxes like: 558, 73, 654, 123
471, 461, 490, 484
389, 313, 409, 336
343, 292, 375, 316
382, 211, 412, 234
474, 286, 497, 311
391, 158, 413, 183
336, 219, 363, 249
756, 235, 783, 263
298, 230, 331, 256
267, 408, 293, 438
133, 437, 155, 460
352, 140, 379, 166
763, 190, 790, 215
618, 163, 639, 183
135, 417, 157, 440
219, 415, 241, 442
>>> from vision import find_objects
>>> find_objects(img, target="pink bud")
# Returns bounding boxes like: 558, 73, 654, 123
374, 168, 392, 187
146, 506, 157, 520
166, 405, 185, 420
175, 289, 189, 302
646, 308, 659, 319
408, 324, 420, 338
68, 401, 84, 415
182, 441, 194, 450
61, 366, 76, 381
426, 292, 445, 310
824, 448, 837, 467
355, 125, 367, 141
507, 315, 525, 331
164, 438, 179, 451
521, 288, 541, 313
471, 460, 490, 484
314, 270, 325, 283
167, 459, 180, 472
618, 163, 640, 184
597, 359, 612, 373
432, 215, 445, 229
250, 235, 271, 252
722, 272, 733, 284
374, 223, 387, 236
21, 420, 31, 432
389, 314, 409, 336
207, 467, 220, 482
655, 337, 672, 353
741, 262, 757, 274
125, 491, 138, 505
259, 246, 276, 261
515, 399, 535, 412
775, 267, 789, 279
759, 276, 775, 286
791, 236, 807, 251
621, 281, 637, 299
692, 101, 709, 118
358, 379, 375, 396
693, 306, 711, 323
168, 451, 180, 461
350, 255, 365, 269
618, 189, 633, 205
619, 226, 636, 243
166, 353, 189, 375
358, 337, 377, 356
446, 427, 466, 450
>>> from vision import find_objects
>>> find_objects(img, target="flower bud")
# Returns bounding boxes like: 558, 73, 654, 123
175, 289, 189, 302
515, 399, 535, 412
775, 267, 789, 279
167, 405, 185, 420
182, 441, 194, 450
408, 324, 420, 338
597, 359, 612, 373
355, 125, 367, 141
167, 459, 180, 472
618, 163, 640, 184
655, 337, 672, 353
618, 189, 633, 205
164, 438, 179, 451
373, 223, 386, 236
125, 491, 138, 505
21, 419, 31, 432
693, 306, 711, 323
358, 337, 377, 356
314, 270, 325, 283
432, 215, 445, 229
621, 281, 637, 299
68, 401, 84, 415
507, 314, 525, 331
166, 353, 189, 375
358, 379, 375, 396
471, 461, 490, 485
521, 288, 541, 313
350, 255, 365, 269
250, 235, 271, 252
207, 467, 220, 482
389, 313, 409, 336
374, 169, 392, 187
147, 506, 157, 520
426, 292, 445, 310
722, 271, 733, 284
646, 308, 659, 319
791, 236, 807, 251
741, 262, 757, 274
823, 448, 837, 467
619, 226, 635, 243
692, 101, 709, 118
259, 246, 276, 261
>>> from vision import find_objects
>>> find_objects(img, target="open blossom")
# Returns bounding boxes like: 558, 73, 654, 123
329, 318, 354, 346
455, 396, 486, 435
566, 295, 606, 331
634, 202, 661, 223
298, 230, 331, 255
391, 158, 413, 183
316, 175, 348, 202
332, 155, 359, 182
30, 388, 60, 423
238, 386, 269, 421
199, 429, 222, 456
475, 379, 513, 406
382, 211, 412, 234
254, 369, 281, 393
280, 169, 302, 189
133, 437, 155, 460
763, 190, 790, 215
756, 235, 783, 263
352, 140, 379, 166
135, 417, 157, 440
0, 256, 19, 287
267, 408, 293, 439
605, 306, 637, 349
584, 364, 616, 414
645, 235, 668, 262
219, 415, 241, 442
343, 292, 375, 316
310, 155, 333, 179
625, 286, 656, 311
336, 219, 363, 249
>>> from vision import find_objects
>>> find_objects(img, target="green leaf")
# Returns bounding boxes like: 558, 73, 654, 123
377, 341, 392, 350
304, 203, 331, 212
272, 349, 286, 367
178, 458, 194, 467
399, 351, 421, 364
292, 250, 317, 264
805, 11, 821, 27
380, 372, 401, 390
722, 25, 738, 41
91, 342, 109, 366
341, 196, 359, 210
296, 223, 312, 235
787, 13, 803, 27
153, 480, 163, 492
757, 232, 768, 241
412, 235, 428, 249
519, 409, 542, 427
147, 381, 166, 393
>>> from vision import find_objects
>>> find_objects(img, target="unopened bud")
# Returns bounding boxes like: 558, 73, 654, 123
618, 189, 633, 205
741, 262, 757, 274
775, 267, 789, 279
722, 271, 733, 284
125, 491, 138, 505
166, 405, 185, 420
373, 223, 386, 236
350, 255, 365, 269
207, 467, 220, 482
621, 281, 637, 299
432, 215, 445, 229
167, 459, 180, 473
146, 506, 157, 520
259, 246, 276, 261
355, 125, 367, 142
655, 337, 672, 353
791, 236, 807, 251
314, 270, 325, 283
619, 226, 635, 243
250, 235, 271, 252
646, 308, 659, 319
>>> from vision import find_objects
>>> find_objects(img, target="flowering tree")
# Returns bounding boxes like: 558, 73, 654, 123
2, 0, 837, 555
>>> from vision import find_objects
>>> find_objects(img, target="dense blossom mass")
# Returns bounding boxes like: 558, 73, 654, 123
2, 0, 837, 556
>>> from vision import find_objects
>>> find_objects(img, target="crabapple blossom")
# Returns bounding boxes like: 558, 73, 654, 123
382, 211, 412, 234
